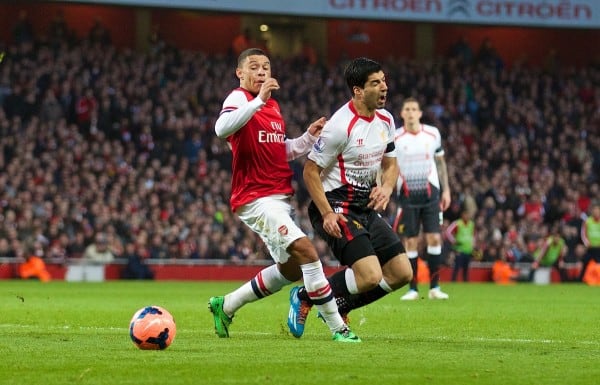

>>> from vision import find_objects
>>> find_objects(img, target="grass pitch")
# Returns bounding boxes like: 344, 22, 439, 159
1, 280, 598, 385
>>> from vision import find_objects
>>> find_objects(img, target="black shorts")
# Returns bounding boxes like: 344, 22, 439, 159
308, 202, 404, 268
397, 201, 441, 238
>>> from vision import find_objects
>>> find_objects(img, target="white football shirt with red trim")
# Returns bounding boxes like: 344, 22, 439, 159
308, 100, 396, 210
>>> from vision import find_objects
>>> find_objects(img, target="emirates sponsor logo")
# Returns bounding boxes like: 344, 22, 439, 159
258, 130, 285, 143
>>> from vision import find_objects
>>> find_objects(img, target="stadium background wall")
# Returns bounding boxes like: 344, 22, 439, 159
0, 260, 572, 283
0, 2, 598, 67
0, 2, 592, 284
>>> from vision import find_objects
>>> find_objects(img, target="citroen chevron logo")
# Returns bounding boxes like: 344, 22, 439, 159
448, 0, 470, 17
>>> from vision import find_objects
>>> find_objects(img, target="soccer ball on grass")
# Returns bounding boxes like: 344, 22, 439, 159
129, 305, 177, 350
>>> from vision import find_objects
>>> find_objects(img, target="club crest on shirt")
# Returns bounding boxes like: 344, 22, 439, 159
278, 225, 288, 236
379, 128, 388, 143
313, 136, 325, 153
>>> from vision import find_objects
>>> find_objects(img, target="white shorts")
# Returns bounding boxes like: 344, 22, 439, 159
237, 195, 306, 264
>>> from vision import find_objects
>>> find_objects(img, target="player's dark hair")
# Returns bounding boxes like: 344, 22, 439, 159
402, 96, 420, 107
237, 48, 267, 67
344, 57, 382, 95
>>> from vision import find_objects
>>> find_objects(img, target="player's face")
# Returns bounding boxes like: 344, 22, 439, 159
401, 101, 423, 128
237, 55, 271, 94
361, 71, 387, 111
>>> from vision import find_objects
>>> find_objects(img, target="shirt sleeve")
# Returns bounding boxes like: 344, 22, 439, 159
307, 119, 346, 169
285, 130, 318, 161
215, 91, 265, 138
383, 113, 396, 158
394, 128, 404, 193
434, 126, 444, 157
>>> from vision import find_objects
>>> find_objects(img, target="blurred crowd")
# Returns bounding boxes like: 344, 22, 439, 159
1, 13, 599, 276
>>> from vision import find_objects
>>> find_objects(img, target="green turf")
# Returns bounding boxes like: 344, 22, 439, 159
1, 280, 598, 385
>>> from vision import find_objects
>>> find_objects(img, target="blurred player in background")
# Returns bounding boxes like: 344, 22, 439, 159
208, 48, 359, 342
287, 57, 412, 338
445, 207, 476, 282
579, 203, 600, 282
394, 97, 451, 300
529, 224, 569, 282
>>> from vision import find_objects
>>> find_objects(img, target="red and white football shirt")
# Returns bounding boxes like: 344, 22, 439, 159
394, 124, 444, 206
217, 88, 293, 212
308, 101, 396, 211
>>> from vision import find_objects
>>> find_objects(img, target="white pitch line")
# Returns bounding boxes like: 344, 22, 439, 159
0, 323, 272, 336
2, 323, 599, 345
1, 323, 129, 331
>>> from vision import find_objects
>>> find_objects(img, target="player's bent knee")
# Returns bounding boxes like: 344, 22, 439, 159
356, 270, 383, 291
384, 270, 412, 290
288, 237, 320, 264
386, 254, 414, 287
401, 269, 413, 285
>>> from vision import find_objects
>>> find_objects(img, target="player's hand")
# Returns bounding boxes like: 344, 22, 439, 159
307, 117, 326, 137
258, 78, 280, 102
367, 185, 392, 211
440, 190, 451, 211
322, 211, 347, 238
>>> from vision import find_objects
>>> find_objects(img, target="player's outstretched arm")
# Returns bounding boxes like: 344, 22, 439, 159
285, 117, 326, 161
215, 92, 264, 138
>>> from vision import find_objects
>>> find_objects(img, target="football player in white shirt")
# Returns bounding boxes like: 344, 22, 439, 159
209, 48, 359, 343
287, 57, 412, 338
394, 97, 451, 300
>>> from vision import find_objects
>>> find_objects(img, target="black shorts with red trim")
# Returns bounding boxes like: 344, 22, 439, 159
396, 200, 441, 238
308, 202, 404, 267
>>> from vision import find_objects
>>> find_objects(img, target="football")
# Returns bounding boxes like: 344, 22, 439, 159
129, 305, 177, 350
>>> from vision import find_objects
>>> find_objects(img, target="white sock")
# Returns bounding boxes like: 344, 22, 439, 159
427, 245, 442, 255
301, 261, 345, 333
345, 268, 359, 294
379, 278, 393, 292
223, 264, 291, 316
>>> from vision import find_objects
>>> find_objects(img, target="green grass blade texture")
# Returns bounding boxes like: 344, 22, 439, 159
1, 280, 598, 385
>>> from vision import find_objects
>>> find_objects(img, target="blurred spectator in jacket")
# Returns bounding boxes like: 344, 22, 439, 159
121, 242, 154, 280
529, 225, 570, 282
12, 10, 33, 45
82, 232, 115, 264
492, 251, 519, 285
18, 241, 51, 282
